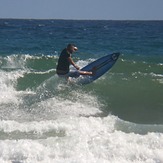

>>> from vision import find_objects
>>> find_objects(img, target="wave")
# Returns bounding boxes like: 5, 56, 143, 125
0, 54, 163, 124
1, 115, 163, 140
0, 116, 163, 163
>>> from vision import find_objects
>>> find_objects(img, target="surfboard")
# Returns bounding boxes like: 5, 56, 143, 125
69, 52, 120, 85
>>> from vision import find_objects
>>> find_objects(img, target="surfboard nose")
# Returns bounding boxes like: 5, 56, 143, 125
112, 52, 120, 60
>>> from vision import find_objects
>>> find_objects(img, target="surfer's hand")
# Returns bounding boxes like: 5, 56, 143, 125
75, 65, 80, 70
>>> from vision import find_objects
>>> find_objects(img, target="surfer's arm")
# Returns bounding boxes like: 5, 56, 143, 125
68, 57, 80, 70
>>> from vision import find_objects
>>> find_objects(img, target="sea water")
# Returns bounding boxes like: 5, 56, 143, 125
0, 19, 163, 163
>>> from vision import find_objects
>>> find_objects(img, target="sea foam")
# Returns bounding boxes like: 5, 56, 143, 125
0, 116, 163, 163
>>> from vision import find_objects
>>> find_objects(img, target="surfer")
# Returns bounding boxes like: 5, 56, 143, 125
56, 44, 93, 78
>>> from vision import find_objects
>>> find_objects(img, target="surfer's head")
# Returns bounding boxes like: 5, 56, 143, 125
67, 44, 78, 53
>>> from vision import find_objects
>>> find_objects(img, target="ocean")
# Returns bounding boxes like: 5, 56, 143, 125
0, 19, 163, 163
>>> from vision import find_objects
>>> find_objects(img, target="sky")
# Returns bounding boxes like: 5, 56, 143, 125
0, 0, 163, 20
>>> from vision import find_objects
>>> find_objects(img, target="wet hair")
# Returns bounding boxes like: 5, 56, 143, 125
67, 44, 76, 48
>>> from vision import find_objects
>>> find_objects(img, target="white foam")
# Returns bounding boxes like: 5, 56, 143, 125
28, 90, 103, 120
30, 69, 55, 75
158, 63, 163, 66
1, 55, 27, 69
0, 116, 163, 163
0, 120, 65, 135
150, 72, 163, 84
0, 70, 25, 104
150, 72, 163, 78
1, 54, 58, 70
70, 59, 95, 71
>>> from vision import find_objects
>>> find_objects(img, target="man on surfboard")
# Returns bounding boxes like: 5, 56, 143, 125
56, 44, 93, 78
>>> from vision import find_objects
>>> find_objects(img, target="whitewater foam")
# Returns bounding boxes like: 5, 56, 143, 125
0, 53, 163, 162
0, 116, 163, 163
0, 70, 25, 104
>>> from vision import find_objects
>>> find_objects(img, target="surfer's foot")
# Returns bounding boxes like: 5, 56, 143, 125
87, 71, 93, 76
90, 67, 96, 76
91, 70, 96, 76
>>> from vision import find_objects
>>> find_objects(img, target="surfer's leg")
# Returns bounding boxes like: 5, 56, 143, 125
68, 70, 93, 77
68, 70, 80, 77
79, 71, 93, 76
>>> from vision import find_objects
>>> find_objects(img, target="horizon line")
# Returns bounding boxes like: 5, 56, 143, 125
0, 17, 163, 21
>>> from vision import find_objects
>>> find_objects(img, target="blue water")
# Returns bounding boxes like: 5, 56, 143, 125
0, 19, 163, 163
1, 19, 163, 56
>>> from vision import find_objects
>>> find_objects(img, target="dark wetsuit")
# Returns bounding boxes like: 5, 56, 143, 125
56, 48, 71, 75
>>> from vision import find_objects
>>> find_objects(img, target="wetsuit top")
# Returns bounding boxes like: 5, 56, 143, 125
56, 48, 71, 75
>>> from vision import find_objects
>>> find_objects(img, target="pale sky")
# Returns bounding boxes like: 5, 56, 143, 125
0, 0, 163, 20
